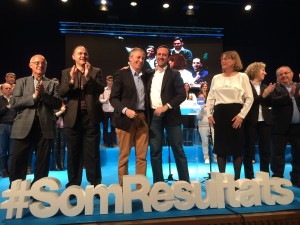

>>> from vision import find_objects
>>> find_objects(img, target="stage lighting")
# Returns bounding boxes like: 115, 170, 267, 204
244, 4, 252, 11
163, 3, 170, 9
97, 0, 112, 11
130, 1, 137, 7
183, 4, 199, 16
61, 0, 68, 2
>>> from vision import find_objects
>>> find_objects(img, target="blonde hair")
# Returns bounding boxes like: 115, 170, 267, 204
221, 50, 243, 71
245, 62, 266, 80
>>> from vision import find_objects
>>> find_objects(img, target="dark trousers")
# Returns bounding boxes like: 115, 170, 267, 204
102, 112, 116, 145
9, 120, 52, 186
271, 124, 300, 184
64, 111, 101, 187
243, 121, 272, 179
53, 128, 66, 169
150, 115, 190, 183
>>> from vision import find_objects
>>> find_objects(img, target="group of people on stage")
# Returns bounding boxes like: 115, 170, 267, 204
1, 44, 300, 197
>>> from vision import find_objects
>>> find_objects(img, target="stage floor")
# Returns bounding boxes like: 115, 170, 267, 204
1, 146, 299, 225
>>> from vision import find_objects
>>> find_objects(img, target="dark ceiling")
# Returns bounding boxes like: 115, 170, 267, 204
0, 0, 299, 81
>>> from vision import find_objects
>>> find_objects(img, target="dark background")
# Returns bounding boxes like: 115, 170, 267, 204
1, 0, 298, 84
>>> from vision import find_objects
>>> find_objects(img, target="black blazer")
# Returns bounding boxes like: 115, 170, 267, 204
110, 67, 149, 131
270, 83, 300, 134
59, 66, 104, 128
245, 82, 272, 126
146, 66, 185, 126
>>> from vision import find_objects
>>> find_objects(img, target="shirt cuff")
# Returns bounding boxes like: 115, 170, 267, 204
122, 107, 128, 114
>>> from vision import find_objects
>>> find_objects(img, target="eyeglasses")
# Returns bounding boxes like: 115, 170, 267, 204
278, 71, 292, 77
30, 61, 47, 66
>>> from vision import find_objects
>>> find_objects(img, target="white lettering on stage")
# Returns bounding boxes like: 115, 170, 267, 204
0, 172, 294, 219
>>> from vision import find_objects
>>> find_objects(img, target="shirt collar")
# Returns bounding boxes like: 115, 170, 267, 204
130, 66, 142, 77
155, 65, 168, 73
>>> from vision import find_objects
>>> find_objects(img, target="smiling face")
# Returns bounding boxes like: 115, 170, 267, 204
156, 46, 169, 68
220, 54, 235, 72
29, 55, 47, 79
276, 66, 293, 85
72, 46, 89, 67
129, 48, 145, 73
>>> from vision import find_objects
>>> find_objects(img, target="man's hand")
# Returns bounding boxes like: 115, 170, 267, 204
154, 105, 169, 117
34, 80, 45, 97
84, 62, 91, 80
125, 109, 137, 119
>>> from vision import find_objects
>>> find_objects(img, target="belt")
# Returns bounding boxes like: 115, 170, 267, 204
136, 110, 145, 113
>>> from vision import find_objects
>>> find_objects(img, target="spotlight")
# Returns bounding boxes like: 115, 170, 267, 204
97, 0, 112, 11
61, 0, 68, 2
163, 3, 169, 9
183, 4, 199, 16
130, 1, 137, 7
244, 4, 252, 11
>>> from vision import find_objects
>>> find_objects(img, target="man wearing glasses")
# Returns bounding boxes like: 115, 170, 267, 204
270, 66, 300, 188
9, 54, 62, 187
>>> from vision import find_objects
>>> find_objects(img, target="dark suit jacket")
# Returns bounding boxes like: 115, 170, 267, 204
271, 83, 300, 134
147, 66, 186, 126
10, 76, 61, 139
59, 66, 104, 128
245, 82, 272, 125
110, 67, 149, 131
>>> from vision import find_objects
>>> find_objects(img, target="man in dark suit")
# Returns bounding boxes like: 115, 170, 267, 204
110, 47, 149, 189
9, 54, 61, 186
270, 66, 300, 188
147, 45, 190, 184
243, 62, 275, 179
60, 46, 104, 188
0, 83, 16, 178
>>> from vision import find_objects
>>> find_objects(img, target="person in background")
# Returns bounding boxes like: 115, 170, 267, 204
9, 54, 61, 186
192, 58, 209, 84
0, 73, 16, 96
51, 77, 67, 171
169, 54, 194, 87
170, 37, 193, 71
0, 83, 16, 178
243, 62, 274, 179
110, 47, 149, 189
147, 45, 190, 184
206, 50, 253, 180
197, 82, 216, 164
180, 82, 197, 146
99, 75, 117, 148
270, 66, 300, 188
60, 45, 104, 189
146, 45, 156, 69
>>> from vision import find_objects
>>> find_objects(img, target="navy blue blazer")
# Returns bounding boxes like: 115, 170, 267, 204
245, 82, 272, 126
110, 67, 149, 131
146, 66, 185, 126
270, 83, 300, 134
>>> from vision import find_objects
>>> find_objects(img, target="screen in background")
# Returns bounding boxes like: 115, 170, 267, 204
65, 34, 223, 89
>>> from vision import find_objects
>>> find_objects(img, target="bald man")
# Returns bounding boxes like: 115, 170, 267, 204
9, 54, 62, 187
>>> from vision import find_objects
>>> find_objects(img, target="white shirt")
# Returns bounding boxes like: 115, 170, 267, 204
251, 81, 264, 122
99, 86, 114, 112
150, 69, 166, 109
206, 72, 253, 119
179, 69, 194, 85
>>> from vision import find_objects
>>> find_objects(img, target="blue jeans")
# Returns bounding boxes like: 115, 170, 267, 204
149, 115, 190, 183
0, 124, 14, 172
